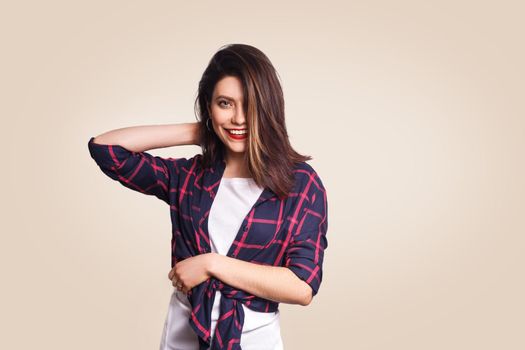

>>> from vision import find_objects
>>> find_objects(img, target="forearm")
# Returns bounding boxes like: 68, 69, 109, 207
208, 253, 312, 306
93, 122, 200, 152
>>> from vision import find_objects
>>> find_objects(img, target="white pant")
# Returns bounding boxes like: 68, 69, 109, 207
159, 289, 284, 350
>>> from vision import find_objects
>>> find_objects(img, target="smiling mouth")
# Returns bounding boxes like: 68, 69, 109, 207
224, 128, 248, 140
225, 128, 247, 135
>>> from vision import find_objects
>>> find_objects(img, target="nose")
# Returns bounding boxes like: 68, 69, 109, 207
231, 107, 246, 126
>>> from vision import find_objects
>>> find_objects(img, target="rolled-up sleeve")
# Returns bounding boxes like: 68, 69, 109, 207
284, 171, 328, 297
87, 136, 186, 205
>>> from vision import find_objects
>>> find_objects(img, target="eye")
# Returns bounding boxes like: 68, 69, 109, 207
218, 100, 231, 108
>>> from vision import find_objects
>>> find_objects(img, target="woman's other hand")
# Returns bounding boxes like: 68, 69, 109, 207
168, 253, 216, 294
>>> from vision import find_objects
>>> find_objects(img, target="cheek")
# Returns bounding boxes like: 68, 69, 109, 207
211, 107, 231, 123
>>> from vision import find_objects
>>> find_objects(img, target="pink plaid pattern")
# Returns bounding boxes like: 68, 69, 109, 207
88, 136, 328, 349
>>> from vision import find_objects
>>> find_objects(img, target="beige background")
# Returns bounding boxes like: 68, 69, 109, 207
1, 1, 524, 349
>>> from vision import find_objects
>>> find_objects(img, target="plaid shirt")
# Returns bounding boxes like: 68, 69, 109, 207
87, 136, 328, 350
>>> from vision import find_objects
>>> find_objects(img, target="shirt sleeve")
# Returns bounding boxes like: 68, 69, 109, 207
87, 136, 186, 205
284, 172, 329, 298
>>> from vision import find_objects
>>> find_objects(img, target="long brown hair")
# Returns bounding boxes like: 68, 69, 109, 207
194, 43, 311, 199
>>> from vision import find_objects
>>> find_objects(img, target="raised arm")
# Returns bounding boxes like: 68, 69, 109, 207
88, 122, 200, 204
91, 123, 199, 152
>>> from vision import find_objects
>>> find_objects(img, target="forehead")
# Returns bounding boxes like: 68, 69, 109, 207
213, 76, 244, 102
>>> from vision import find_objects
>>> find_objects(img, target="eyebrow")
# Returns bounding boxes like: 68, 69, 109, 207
215, 95, 243, 102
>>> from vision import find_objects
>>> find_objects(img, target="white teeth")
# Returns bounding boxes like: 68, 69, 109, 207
228, 129, 247, 135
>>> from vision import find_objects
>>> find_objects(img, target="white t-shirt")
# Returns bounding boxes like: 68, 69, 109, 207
159, 177, 284, 350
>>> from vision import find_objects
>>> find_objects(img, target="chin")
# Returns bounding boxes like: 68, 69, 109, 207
222, 139, 246, 152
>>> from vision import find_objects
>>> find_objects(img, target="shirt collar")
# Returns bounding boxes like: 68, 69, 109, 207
210, 152, 277, 204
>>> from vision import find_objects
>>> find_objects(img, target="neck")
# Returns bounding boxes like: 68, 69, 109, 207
224, 151, 250, 178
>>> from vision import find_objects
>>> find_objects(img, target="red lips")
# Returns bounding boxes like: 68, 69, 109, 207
226, 129, 247, 140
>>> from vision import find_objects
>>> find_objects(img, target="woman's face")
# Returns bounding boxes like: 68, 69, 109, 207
209, 75, 248, 155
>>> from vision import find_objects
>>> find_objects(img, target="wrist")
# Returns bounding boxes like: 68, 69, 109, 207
206, 252, 220, 277
193, 122, 202, 146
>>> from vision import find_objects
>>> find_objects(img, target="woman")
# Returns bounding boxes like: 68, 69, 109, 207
88, 43, 328, 350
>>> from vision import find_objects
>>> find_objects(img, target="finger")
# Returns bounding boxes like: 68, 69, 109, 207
180, 283, 188, 294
